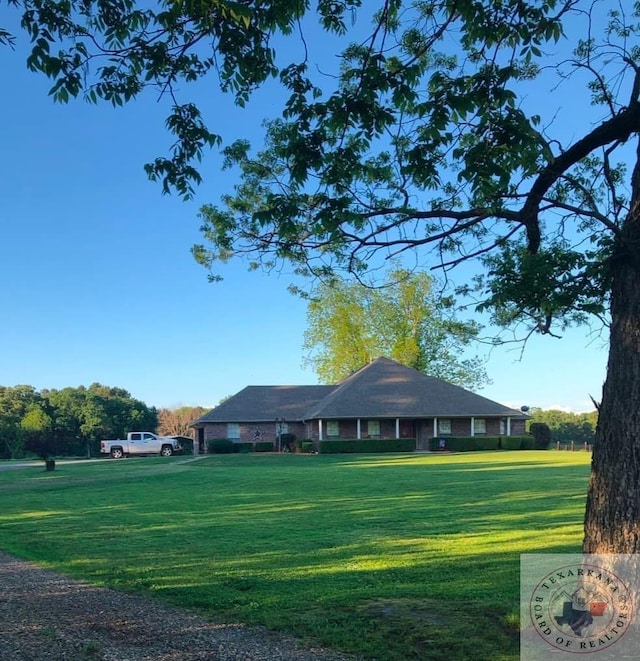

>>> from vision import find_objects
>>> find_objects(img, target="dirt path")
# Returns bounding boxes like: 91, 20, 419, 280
0, 551, 356, 660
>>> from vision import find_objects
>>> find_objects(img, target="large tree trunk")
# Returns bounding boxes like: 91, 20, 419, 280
583, 151, 640, 553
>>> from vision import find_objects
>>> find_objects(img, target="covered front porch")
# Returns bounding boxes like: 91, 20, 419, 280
312, 415, 523, 446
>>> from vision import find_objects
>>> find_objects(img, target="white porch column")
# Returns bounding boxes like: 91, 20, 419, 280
319, 419, 323, 441
471, 417, 475, 437
357, 419, 361, 440
433, 418, 438, 437
506, 417, 511, 436
396, 418, 400, 438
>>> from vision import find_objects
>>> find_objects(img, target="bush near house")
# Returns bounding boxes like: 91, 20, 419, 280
255, 441, 275, 452
208, 439, 235, 454
207, 440, 276, 453
429, 436, 534, 452
318, 438, 416, 454
501, 436, 535, 450
529, 422, 552, 450
233, 442, 254, 453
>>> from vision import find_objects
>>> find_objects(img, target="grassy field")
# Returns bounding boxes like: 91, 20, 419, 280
0, 451, 592, 660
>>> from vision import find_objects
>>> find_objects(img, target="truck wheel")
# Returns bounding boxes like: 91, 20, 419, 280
110, 447, 124, 459
160, 445, 173, 457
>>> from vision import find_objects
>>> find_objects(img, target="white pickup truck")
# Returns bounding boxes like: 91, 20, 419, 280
100, 432, 183, 458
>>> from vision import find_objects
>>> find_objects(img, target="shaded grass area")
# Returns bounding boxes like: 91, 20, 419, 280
0, 451, 591, 659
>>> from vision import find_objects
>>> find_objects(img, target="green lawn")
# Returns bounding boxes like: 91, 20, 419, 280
0, 451, 591, 660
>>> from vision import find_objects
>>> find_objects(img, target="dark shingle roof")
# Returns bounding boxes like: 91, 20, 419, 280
194, 385, 336, 424
304, 357, 523, 419
193, 357, 524, 425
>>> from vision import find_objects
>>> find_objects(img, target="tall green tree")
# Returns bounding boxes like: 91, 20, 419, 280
21, 405, 55, 460
0, 385, 41, 458
44, 384, 158, 456
45, 386, 89, 456
77, 383, 158, 456
304, 267, 488, 388
5, 1, 640, 551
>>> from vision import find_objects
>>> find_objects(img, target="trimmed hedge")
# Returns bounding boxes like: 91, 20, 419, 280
208, 439, 235, 454
254, 441, 274, 452
429, 435, 534, 452
207, 440, 275, 453
233, 442, 254, 453
429, 436, 497, 452
318, 438, 416, 454
521, 436, 535, 450
499, 435, 533, 450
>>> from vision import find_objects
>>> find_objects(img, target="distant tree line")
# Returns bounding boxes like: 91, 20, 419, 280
0, 383, 158, 459
527, 409, 598, 446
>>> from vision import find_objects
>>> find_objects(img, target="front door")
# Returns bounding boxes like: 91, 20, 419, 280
400, 420, 415, 438
415, 421, 430, 450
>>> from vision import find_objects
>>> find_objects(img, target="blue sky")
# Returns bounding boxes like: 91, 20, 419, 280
0, 11, 608, 412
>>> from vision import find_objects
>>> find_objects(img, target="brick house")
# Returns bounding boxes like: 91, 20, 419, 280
192, 357, 527, 451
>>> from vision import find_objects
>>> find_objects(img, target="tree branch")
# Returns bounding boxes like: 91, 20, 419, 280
521, 94, 640, 253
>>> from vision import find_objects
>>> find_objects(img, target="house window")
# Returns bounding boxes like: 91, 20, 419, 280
438, 419, 452, 435
326, 421, 340, 437
227, 423, 240, 440
474, 418, 486, 435
367, 420, 380, 437
500, 418, 506, 435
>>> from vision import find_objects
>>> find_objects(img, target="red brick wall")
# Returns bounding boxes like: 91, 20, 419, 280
201, 422, 308, 444
202, 416, 527, 444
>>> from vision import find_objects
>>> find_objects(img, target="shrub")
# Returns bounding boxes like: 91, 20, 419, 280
520, 436, 535, 450
500, 435, 532, 450
428, 436, 532, 452
208, 439, 235, 454
319, 439, 356, 454
233, 442, 254, 454
429, 436, 481, 452
280, 433, 296, 449
529, 423, 552, 450
254, 441, 274, 452
476, 436, 501, 450
300, 441, 314, 453
318, 438, 415, 454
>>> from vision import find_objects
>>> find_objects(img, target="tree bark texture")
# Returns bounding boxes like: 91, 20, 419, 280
583, 148, 640, 553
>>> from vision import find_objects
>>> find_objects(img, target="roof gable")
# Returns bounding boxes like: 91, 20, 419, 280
304, 357, 523, 419
194, 357, 524, 425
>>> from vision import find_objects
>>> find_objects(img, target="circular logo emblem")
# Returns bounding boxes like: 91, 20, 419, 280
530, 562, 632, 653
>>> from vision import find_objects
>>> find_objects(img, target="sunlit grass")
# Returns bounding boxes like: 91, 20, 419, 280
0, 451, 592, 659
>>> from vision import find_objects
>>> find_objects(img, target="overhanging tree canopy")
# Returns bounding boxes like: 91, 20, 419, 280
4, 0, 640, 551
2, 0, 363, 197
193, 1, 640, 554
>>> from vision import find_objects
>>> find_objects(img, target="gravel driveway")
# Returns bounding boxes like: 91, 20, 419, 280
0, 551, 356, 660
